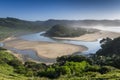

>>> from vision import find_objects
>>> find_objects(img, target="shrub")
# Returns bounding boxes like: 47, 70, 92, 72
86, 65, 100, 72
56, 66, 71, 75
8, 59, 23, 68
57, 55, 92, 65
64, 61, 90, 75
98, 66, 116, 74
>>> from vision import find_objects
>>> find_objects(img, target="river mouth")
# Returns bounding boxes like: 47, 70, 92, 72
0, 31, 102, 63
20, 31, 102, 54
1, 27, 120, 63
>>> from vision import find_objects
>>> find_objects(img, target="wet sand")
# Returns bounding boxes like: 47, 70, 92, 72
3, 38, 87, 59
2, 31, 120, 63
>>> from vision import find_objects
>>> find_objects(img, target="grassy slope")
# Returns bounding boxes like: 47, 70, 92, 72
0, 17, 48, 40
0, 26, 45, 41
0, 50, 26, 80
0, 49, 120, 80
0, 49, 49, 80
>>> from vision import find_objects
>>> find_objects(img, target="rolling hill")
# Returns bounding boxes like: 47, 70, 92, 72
0, 17, 120, 40
44, 24, 99, 37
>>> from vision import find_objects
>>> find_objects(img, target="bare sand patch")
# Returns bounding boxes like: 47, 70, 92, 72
54, 31, 120, 41
3, 38, 87, 59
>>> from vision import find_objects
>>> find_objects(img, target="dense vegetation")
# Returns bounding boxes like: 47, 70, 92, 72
92, 37, 120, 69
0, 48, 48, 80
96, 37, 120, 56
45, 24, 98, 37
0, 37, 120, 79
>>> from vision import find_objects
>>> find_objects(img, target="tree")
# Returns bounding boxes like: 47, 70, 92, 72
96, 37, 120, 56
56, 66, 71, 75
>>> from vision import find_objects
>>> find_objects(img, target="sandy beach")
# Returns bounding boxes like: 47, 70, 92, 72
3, 38, 87, 59
2, 30, 120, 63
54, 31, 120, 41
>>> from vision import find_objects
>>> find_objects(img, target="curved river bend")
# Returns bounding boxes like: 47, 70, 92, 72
1, 27, 120, 63
1, 31, 102, 63
0, 31, 102, 63
21, 31, 101, 54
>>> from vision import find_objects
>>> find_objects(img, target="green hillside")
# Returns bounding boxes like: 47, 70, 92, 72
0, 17, 47, 40
0, 17, 120, 40
45, 24, 98, 37
0, 17, 120, 79
0, 37, 120, 80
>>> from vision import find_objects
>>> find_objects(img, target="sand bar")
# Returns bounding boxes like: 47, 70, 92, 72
3, 38, 87, 59
54, 31, 120, 41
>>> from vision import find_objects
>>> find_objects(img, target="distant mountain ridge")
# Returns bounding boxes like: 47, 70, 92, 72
0, 17, 45, 31
0, 17, 120, 30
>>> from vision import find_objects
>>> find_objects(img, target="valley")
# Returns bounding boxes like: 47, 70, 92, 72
1, 27, 120, 63
0, 17, 120, 80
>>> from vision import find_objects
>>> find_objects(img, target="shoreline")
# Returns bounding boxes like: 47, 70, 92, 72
3, 38, 87, 63
53, 31, 120, 42
2, 30, 120, 63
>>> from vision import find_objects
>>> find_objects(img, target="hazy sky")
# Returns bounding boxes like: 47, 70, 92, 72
0, 0, 120, 21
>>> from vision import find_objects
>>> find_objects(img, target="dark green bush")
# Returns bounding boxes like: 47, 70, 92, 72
57, 55, 92, 65
98, 66, 116, 74
86, 65, 100, 72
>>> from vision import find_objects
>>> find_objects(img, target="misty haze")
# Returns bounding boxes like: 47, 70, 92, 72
0, 0, 120, 80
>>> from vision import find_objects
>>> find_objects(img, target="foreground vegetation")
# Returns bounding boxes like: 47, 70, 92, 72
0, 37, 120, 79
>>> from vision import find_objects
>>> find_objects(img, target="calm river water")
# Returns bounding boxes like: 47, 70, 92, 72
0, 27, 119, 63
